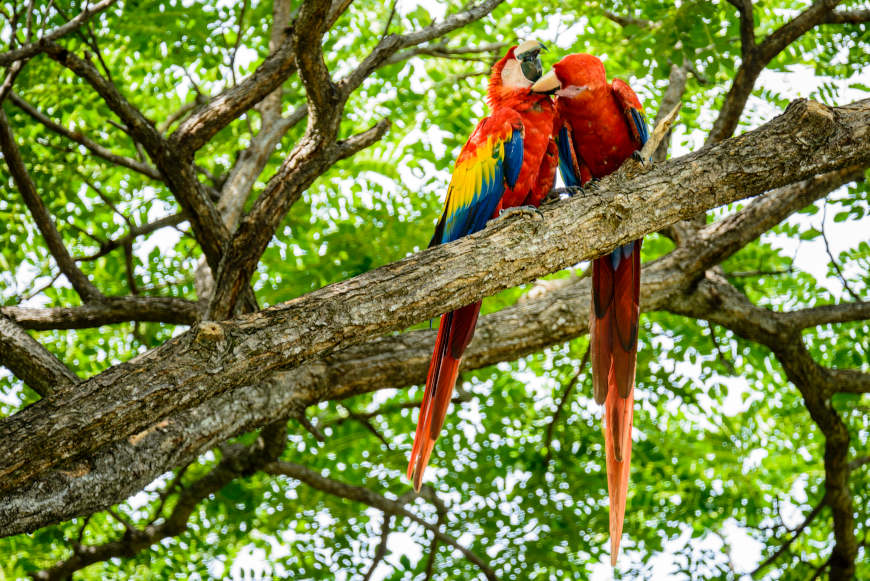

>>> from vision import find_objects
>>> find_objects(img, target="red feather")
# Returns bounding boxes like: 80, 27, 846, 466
552, 53, 647, 565
408, 44, 557, 491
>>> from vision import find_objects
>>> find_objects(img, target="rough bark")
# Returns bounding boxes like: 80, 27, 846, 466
0, 316, 79, 396
1, 297, 201, 331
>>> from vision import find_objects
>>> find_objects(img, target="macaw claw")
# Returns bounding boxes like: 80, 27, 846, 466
498, 205, 544, 220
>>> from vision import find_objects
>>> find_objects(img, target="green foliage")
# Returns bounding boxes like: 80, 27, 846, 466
0, 0, 867, 579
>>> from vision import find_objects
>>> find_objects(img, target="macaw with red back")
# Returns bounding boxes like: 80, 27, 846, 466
408, 40, 559, 492
532, 53, 649, 566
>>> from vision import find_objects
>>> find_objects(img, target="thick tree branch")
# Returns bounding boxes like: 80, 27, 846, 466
0, 0, 117, 66
31, 422, 287, 581
264, 461, 498, 580
666, 272, 860, 576
823, 8, 870, 23
781, 301, 870, 330
9, 92, 162, 180
169, 0, 353, 156
204, 0, 505, 320
0, 109, 103, 302
295, 0, 339, 120
0, 315, 79, 396
0, 98, 866, 504
1, 296, 201, 331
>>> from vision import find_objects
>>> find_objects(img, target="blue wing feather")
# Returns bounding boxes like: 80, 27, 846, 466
556, 124, 582, 188
503, 127, 523, 189
629, 108, 649, 146
435, 117, 524, 245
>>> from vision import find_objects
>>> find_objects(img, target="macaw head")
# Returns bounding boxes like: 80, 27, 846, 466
531, 53, 607, 99
488, 39, 546, 105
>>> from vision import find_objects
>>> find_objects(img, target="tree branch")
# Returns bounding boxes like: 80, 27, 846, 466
0, 0, 118, 66
1, 296, 201, 331
601, 10, 657, 29
823, 8, 870, 23
9, 92, 162, 180
0, 109, 103, 302
708, 0, 844, 144
0, 315, 79, 396
42, 40, 258, 311
204, 1, 504, 319
0, 98, 868, 534
169, 0, 353, 156
31, 422, 287, 581
751, 493, 828, 576
0, 97, 865, 500
781, 301, 870, 330
726, 0, 756, 58
75, 212, 187, 263
338, 0, 505, 96
264, 461, 498, 580
666, 272, 860, 576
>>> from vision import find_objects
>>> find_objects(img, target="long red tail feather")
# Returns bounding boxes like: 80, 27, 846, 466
408, 301, 481, 491
590, 240, 642, 565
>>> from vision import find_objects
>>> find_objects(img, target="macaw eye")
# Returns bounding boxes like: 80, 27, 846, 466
520, 54, 543, 82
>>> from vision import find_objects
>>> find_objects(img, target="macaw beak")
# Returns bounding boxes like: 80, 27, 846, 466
531, 69, 561, 94
516, 39, 546, 82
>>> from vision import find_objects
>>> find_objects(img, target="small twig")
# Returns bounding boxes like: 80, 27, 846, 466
422, 486, 448, 580
149, 463, 192, 525
338, 404, 392, 449
380, 0, 398, 41
20, 271, 61, 302
820, 201, 861, 301
295, 410, 326, 442
808, 555, 832, 581
639, 101, 682, 161
726, 268, 793, 278
106, 507, 135, 532
123, 241, 139, 295
362, 514, 392, 581
848, 456, 870, 471
227, 0, 249, 86
75, 514, 91, 547
543, 349, 589, 470
751, 493, 828, 576
707, 321, 737, 374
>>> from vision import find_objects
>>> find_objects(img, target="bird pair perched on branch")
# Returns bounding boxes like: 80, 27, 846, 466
407, 40, 650, 566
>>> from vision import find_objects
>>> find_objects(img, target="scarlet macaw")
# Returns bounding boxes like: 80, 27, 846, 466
408, 40, 559, 492
532, 53, 649, 565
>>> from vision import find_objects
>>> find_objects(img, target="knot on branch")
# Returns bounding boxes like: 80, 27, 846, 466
194, 321, 225, 345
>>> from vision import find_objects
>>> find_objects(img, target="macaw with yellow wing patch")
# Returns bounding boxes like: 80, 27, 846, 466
532, 53, 649, 565
408, 40, 559, 492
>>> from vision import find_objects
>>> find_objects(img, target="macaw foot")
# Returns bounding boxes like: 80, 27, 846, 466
545, 181, 601, 202
498, 205, 543, 220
